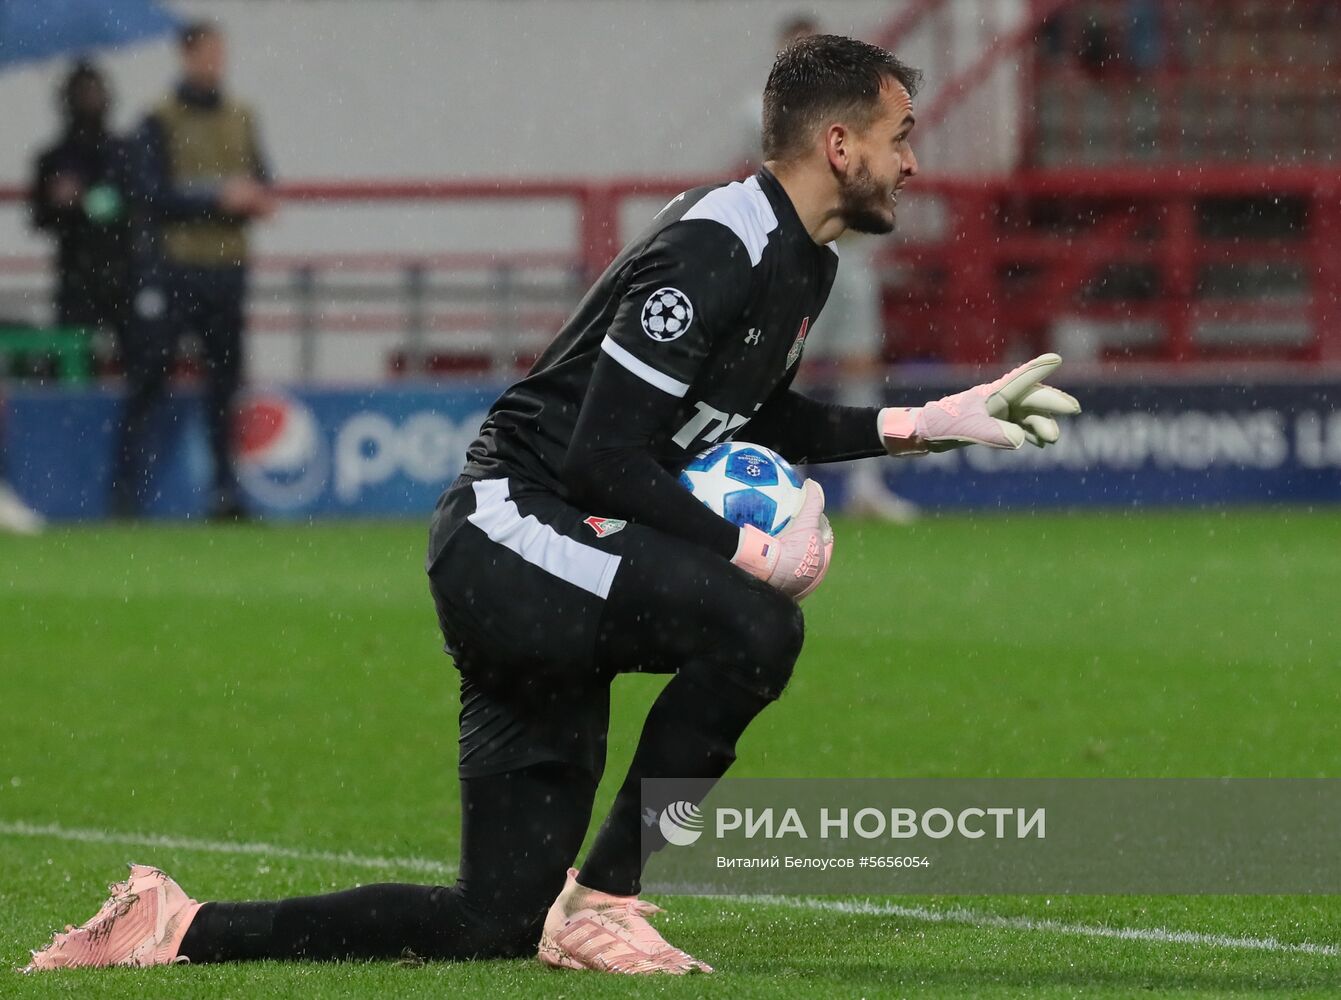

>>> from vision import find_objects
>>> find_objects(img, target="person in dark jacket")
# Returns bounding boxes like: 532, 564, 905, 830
112, 19, 275, 520
29, 60, 132, 337
13, 60, 133, 535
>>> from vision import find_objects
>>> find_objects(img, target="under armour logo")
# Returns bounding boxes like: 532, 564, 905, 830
744, 328, 762, 346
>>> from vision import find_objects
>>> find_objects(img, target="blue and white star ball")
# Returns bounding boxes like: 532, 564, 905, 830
679, 441, 804, 536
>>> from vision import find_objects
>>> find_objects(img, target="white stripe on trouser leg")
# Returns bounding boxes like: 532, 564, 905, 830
468, 479, 622, 599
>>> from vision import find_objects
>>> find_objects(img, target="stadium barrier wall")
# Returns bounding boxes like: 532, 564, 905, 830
5, 376, 1338, 520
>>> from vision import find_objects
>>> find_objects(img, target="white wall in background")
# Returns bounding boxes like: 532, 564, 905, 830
0, 0, 1023, 380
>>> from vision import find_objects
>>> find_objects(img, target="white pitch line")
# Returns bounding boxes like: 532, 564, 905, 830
2, 820, 1336, 958
763, 897, 1340, 958
0, 820, 456, 878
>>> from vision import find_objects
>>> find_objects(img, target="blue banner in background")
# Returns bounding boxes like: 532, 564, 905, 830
858, 378, 1341, 510
2, 384, 498, 520
2, 379, 1339, 520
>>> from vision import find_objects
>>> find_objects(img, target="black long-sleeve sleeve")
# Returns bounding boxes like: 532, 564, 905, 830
746, 377, 887, 464
561, 220, 758, 560
557, 208, 888, 559
563, 355, 742, 559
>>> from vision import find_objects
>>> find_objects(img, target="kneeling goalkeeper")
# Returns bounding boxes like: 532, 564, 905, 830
27, 34, 1078, 976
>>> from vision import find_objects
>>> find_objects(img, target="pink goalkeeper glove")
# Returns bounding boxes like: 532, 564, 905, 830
731, 479, 833, 601
879, 353, 1081, 454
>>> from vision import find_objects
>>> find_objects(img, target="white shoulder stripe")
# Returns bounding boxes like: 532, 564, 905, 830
469, 479, 622, 599
600, 335, 691, 397
680, 175, 778, 267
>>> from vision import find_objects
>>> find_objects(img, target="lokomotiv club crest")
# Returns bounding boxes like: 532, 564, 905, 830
786, 316, 810, 369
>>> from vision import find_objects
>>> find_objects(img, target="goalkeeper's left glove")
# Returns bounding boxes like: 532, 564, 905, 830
732, 479, 833, 601
879, 353, 1081, 455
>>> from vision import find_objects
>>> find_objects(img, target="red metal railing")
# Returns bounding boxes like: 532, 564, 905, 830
886, 168, 1341, 364
0, 179, 637, 379
4, 164, 1341, 373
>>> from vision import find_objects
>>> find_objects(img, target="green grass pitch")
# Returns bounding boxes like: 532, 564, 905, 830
2, 509, 1339, 997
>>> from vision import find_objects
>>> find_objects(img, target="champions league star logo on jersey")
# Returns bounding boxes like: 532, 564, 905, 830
786, 316, 811, 368
641, 288, 694, 342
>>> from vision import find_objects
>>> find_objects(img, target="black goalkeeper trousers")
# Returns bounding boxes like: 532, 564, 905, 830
180, 763, 595, 962
181, 476, 805, 963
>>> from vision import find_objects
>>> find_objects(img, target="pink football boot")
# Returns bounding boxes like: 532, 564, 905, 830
24, 864, 202, 972
538, 868, 712, 975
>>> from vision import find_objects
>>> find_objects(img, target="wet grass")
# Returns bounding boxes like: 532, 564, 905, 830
2, 510, 1339, 996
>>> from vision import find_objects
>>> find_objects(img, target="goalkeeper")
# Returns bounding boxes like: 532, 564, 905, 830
27, 34, 1079, 977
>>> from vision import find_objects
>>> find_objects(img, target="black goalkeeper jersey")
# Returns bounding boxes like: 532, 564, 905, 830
459, 168, 887, 559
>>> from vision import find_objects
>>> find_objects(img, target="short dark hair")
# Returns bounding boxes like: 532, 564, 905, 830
762, 34, 922, 162
179, 19, 220, 50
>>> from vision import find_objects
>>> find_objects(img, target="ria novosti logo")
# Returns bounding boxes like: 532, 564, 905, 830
659, 801, 705, 846
235, 392, 329, 509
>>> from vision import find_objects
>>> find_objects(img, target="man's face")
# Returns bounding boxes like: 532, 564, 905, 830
835, 82, 918, 235
69, 77, 109, 123
183, 32, 226, 89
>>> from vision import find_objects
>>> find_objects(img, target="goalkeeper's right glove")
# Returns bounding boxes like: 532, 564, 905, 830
880, 353, 1081, 454
731, 479, 833, 601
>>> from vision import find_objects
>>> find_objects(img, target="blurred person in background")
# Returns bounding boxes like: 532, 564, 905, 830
809, 228, 919, 521
743, 15, 917, 522
111, 19, 274, 521
30, 60, 132, 346
735, 14, 819, 171
9, 60, 138, 535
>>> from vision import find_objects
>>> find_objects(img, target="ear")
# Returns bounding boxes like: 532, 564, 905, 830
824, 123, 849, 173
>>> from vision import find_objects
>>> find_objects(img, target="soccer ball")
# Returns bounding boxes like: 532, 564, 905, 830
679, 441, 804, 536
